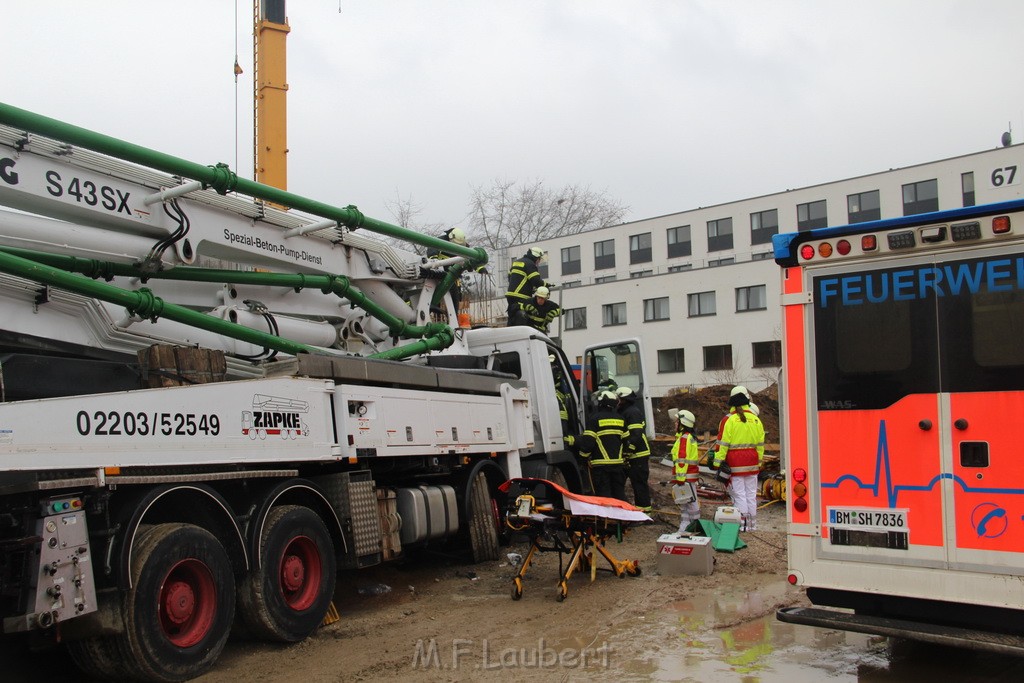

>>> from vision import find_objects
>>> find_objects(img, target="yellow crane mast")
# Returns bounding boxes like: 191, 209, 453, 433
254, 0, 289, 191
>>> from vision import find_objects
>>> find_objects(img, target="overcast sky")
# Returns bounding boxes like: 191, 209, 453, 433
4, 1, 1024, 231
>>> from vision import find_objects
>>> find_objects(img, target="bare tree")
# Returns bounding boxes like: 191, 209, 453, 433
466, 179, 628, 251
382, 191, 448, 254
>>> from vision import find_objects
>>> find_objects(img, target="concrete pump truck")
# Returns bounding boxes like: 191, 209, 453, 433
0, 102, 652, 681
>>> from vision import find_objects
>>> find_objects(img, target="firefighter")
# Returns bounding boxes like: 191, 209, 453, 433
669, 408, 701, 532
576, 390, 627, 501
549, 355, 576, 450
505, 247, 547, 326
616, 386, 652, 511
711, 386, 765, 531
426, 227, 478, 314
519, 286, 563, 334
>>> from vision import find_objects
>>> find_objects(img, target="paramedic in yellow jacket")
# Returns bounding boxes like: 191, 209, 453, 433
576, 390, 628, 501
669, 408, 701, 532
712, 386, 765, 531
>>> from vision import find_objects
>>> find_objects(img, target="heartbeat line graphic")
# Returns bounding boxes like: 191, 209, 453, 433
820, 420, 1024, 507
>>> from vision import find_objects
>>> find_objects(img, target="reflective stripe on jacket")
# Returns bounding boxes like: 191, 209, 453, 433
620, 403, 650, 459
713, 407, 764, 477
505, 259, 540, 301
671, 431, 699, 482
578, 410, 626, 466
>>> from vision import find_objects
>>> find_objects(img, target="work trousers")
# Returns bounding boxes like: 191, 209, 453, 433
626, 457, 651, 509
590, 465, 627, 502
729, 474, 759, 530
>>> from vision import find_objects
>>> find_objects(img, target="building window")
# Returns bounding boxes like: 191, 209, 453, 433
644, 297, 670, 322
703, 345, 733, 371
602, 302, 627, 326
564, 307, 587, 330
595, 275, 617, 284
562, 280, 581, 289
629, 232, 652, 264
538, 263, 549, 280
797, 200, 828, 231
847, 190, 881, 224
658, 348, 685, 373
688, 291, 716, 317
962, 172, 975, 207
594, 239, 615, 270
667, 225, 692, 258
668, 263, 692, 272
752, 340, 782, 367
752, 252, 773, 260
630, 270, 653, 279
736, 285, 767, 312
902, 179, 938, 216
707, 218, 734, 252
750, 209, 778, 246
561, 245, 581, 276
708, 257, 734, 267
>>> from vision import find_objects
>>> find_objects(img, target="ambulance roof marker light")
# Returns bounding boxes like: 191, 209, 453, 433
992, 215, 1011, 234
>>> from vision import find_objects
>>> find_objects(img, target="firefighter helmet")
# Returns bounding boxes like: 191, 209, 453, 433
535, 286, 550, 300
448, 227, 467, 246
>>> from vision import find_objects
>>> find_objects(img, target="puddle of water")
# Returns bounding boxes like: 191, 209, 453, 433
536, 577, 1024, 682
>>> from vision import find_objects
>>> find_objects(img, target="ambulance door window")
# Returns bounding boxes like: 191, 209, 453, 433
936, 252, 1024, 393
813, 266, 939, 410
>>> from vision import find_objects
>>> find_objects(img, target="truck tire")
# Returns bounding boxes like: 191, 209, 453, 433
468, 472, 500, 563
237, 505, 336, 642
116, 523, 235, 682
67, 634, 134, 681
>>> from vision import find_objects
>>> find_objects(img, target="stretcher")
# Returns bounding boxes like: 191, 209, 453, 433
499, 478, 650, 602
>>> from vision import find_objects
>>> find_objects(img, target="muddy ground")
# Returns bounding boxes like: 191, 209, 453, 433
196, 459, 803, 682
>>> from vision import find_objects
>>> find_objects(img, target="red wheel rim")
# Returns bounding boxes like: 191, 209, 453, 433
279, 535, 321, 611
158, 559, 217, 648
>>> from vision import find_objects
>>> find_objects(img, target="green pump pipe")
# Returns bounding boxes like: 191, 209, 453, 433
0, 246, 455, 342
0, 248, 321, 357
0, 102, 488, 271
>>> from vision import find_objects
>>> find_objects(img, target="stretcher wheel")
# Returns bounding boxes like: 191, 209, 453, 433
511, 578, 523, 601
556, 582, 568, 602
627, 562, 642, 577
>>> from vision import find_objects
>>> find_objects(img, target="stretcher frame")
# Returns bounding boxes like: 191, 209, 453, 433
503, 479, 643, 601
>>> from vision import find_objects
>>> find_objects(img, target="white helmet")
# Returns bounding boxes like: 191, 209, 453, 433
597, 390, 618, 407
748, 402, 760, 416
678, 409, 695, 428
448, 227, 467, 246
529, 247, 545, 259
535, 286, 550, 299
730, 385, 749, 399
615, 386, 635, 400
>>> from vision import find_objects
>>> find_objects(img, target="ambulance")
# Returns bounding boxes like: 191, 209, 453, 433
774, 196, 1024, 654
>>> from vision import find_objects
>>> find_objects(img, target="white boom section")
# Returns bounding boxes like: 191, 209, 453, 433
0, 125, 465, 361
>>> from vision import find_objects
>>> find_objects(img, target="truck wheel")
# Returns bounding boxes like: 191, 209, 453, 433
68, 635, 133, 681
117, 523, 235, 682
237, 505, 336, 642
468, 472, 500, 563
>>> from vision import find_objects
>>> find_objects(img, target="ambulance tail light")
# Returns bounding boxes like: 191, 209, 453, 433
861, 235, 877, 251
800, 245, 815, 261
818, 242, 833, 258
792, 467, 808, 513
992, 215, 1011, 234
836, 239, 851, 255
